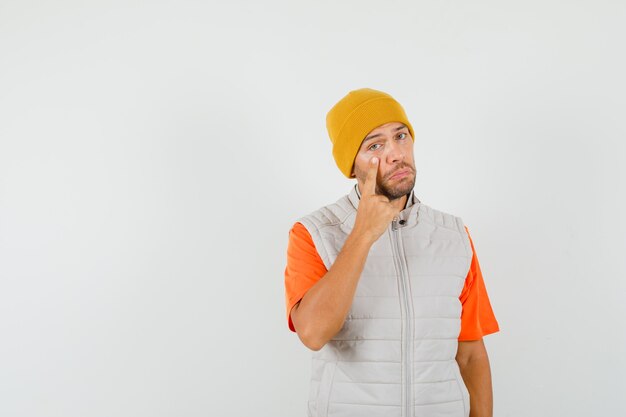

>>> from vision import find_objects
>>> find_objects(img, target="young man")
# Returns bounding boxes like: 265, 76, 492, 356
284, 88, 499, 417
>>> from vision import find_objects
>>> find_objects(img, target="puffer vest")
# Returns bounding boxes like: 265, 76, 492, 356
297, 185, 473, 417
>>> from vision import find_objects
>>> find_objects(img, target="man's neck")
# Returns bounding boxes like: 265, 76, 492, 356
391, 194, 409, 212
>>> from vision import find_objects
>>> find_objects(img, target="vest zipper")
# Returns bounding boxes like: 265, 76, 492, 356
391, 218, 413, 417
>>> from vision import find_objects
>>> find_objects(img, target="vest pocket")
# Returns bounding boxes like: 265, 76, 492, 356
315, 361, 337, 417
453, 365, 471, 417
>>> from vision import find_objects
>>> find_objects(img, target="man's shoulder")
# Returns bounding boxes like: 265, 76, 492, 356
295, 190, 355, 230
417, 202, 466, 232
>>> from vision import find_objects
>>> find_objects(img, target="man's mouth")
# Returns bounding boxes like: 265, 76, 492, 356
389, 168, 410, 180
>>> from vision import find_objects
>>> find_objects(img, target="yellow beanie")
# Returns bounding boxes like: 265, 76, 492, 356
326, 88, 415, 178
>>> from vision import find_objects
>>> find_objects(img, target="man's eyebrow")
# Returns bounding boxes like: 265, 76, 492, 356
363, 124, 408, 143
363, 133, 382, 142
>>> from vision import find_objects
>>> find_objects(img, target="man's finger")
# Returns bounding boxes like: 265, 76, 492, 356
363, 157, 379, 196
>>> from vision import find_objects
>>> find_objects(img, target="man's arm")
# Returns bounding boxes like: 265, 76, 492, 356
290, 229, 373, 351
290, 157, 399, 351
455, 339, 493, 417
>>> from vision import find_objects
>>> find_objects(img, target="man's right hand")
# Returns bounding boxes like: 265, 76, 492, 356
291, 156, 399, 350
352, 157, 401, 244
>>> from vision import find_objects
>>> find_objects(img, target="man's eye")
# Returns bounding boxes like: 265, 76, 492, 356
397, 133, 407, 140
369, 144, 381, 151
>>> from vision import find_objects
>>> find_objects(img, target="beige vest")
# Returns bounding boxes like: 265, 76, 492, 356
297, 185, 473, 417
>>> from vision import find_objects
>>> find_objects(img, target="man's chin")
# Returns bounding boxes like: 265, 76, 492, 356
380, 179, 415, 201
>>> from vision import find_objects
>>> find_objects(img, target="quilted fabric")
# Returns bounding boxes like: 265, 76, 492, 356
298, 185, 473, 417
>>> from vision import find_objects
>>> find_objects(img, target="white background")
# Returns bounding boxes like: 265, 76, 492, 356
1, 1, 625, 416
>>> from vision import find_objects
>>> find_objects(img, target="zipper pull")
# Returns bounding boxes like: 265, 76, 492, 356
392, 216, 399, 230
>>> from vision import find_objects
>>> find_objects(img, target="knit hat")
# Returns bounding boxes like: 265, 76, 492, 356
326, 88, 415, 178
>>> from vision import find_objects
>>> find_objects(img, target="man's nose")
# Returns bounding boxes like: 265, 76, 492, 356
385, 140, 405, 164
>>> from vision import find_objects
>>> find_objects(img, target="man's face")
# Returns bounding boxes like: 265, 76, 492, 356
351, 121, 416, 201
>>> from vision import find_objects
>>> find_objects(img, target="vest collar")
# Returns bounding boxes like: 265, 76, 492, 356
348, 183, 419, 212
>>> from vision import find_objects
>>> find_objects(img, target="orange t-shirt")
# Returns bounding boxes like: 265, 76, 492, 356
284, 222, 499, 341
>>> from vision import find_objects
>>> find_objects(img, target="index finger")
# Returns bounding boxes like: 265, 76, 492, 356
363, 157, 379, 196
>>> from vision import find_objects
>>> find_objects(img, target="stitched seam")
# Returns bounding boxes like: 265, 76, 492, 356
331, 337, 458, 342
332, 378, 457, 385
330, 402, 399, 407
334, 359, 455, 363
353, 295, 461, 298
415, 399, 464, 407
453, 368, 468, 415
344, 317, 461, 320
323, 361, 338, 417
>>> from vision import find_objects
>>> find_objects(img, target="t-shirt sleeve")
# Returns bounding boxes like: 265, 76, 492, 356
458, 226, 500, 341
284, 222, 328, 332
